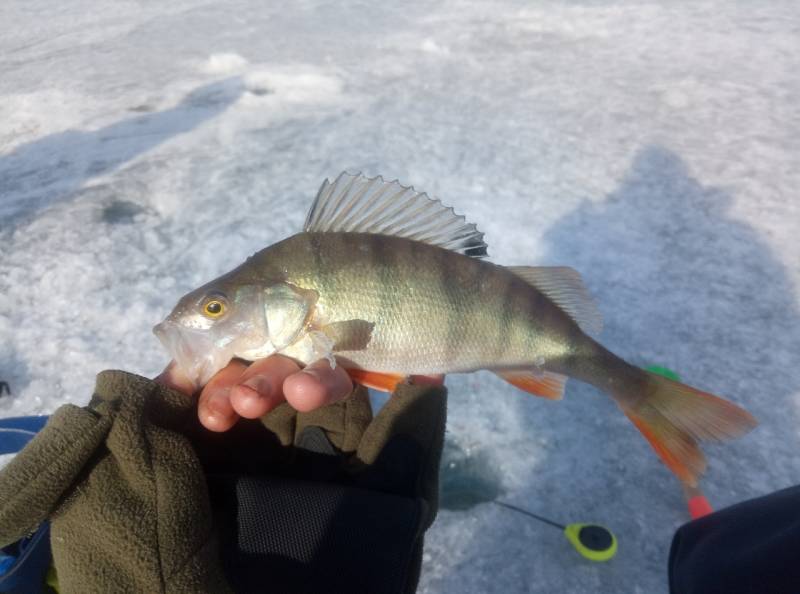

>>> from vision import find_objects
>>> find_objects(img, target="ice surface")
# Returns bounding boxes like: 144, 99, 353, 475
1, 1, 799, 592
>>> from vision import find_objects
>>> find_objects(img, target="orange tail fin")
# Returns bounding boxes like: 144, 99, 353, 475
618, 371, 757, 486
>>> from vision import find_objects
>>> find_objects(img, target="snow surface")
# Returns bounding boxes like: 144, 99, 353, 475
1, 1, 799, 592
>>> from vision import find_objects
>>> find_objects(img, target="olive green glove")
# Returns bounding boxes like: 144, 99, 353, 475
0, 371, 232, 594
0, 372, 447, 594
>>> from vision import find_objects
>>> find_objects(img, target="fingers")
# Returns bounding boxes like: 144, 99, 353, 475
164, 354, 356, 432
283, 359, 354, 413
197, 360, 249, 432
229, 356, 301, 419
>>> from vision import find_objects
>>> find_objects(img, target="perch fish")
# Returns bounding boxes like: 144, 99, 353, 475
154, 172, 756, 485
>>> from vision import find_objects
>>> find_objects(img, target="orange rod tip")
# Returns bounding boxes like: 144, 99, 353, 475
687, 495, 713, 519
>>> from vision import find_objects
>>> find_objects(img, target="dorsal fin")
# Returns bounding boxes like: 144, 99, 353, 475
304, 172, 488, 258
508, 266, 603, 336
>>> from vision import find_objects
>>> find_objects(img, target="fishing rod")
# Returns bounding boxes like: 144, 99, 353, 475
491, 500, 618, 562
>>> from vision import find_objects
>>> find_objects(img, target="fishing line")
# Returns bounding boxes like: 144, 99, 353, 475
493, 500, 566, 529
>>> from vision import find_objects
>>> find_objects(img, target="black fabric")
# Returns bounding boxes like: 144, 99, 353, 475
296, 426, 338, 456
209, 475, 425, 594
188, 384, 446, 594
669, 485, 800, 594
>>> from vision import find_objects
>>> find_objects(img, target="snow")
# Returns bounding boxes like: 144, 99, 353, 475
1, 1, 798, 592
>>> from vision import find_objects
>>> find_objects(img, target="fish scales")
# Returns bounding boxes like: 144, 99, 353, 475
247, 232, 578, 375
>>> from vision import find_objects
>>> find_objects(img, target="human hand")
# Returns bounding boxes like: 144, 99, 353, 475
155, 357, 446, 593
155, 356, 355, 432
156, 357, 444, 432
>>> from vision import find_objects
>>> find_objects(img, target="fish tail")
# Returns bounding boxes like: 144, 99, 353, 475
615, 371, 757, 486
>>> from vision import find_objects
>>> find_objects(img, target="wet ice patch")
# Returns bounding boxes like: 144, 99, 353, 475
101, 199, 146, 225
128, 104, 154, 113
440, 439, 504, 510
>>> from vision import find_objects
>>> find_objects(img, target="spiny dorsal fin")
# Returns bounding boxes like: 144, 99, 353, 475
304, 172, 488, 258
508, 266, 603, 336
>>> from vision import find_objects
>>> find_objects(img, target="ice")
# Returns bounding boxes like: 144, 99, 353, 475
1, 1, 798, 592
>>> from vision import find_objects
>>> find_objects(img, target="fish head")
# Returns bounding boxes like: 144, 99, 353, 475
153, 279, 271, 388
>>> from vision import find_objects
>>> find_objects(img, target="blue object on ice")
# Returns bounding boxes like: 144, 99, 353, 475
0, 553, 15, 574
0, 524, 51, 592
0, 416, 49, 455
0, 415, 53, 593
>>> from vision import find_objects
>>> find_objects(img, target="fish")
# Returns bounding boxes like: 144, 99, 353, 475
154, 171, 757, 486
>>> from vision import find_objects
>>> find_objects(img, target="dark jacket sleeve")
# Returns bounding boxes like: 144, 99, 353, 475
669, 485, 800, 594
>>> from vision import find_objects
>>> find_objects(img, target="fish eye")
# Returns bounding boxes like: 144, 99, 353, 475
202, 297, 227, 318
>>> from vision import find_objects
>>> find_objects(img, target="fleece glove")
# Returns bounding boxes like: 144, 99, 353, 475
0, 370, 447, 594
0, 371, 232, 593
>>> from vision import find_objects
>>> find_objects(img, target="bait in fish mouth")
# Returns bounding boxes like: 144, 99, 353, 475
155, 171, 757, 486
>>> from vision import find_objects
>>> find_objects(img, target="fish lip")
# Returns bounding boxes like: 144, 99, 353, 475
153, 321, 222, 387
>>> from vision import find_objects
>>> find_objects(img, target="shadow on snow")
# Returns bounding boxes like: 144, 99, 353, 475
432, 145, 800, 593
0, 77, 244, 227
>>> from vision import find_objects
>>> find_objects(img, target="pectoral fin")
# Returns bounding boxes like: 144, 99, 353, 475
308, 330, 336, 368
322, 320, 375, 351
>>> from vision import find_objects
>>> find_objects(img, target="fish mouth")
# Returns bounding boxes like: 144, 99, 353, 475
153, 321, 232, 388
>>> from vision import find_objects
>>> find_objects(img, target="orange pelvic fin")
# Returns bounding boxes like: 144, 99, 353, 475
495, 370, 567, 400
620, 371, 757, 486
346, 369, 405, 392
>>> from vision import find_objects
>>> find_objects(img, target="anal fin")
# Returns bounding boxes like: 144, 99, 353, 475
346, 369, 405, 392
495, 369, 567, 400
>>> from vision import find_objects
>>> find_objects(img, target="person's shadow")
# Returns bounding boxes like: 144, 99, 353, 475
432, 145, 800, 593
538, 144, 799, 492
0, 77, 244, 227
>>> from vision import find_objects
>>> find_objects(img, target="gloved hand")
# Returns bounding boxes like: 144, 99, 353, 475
0, 364, 447, 594
191, 373, 447, 594
0, 371, 233, 594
